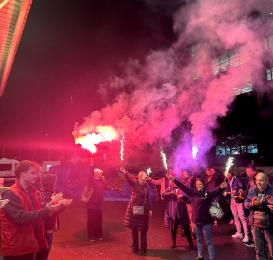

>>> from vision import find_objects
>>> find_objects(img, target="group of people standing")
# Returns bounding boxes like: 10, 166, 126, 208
116, 165, 273, 260
1, 160, 273, 260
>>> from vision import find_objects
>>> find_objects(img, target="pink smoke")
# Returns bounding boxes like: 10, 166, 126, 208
74, 0, 270, 169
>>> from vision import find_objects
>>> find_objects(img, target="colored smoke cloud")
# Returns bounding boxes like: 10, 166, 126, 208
74, 0, 272, 170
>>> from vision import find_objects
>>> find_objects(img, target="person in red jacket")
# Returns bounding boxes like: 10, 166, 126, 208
0, 160, 63, 260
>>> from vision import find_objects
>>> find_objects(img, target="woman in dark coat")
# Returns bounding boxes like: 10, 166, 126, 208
120, 168, 154, 255
167, 174, 227, 260
162, 180, 194, 249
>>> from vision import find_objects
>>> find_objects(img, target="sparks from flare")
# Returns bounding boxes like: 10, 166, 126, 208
160, 148, 168, 171
225, 156, 234, 176
146, 168, 152, 176
120, 134, 125, 162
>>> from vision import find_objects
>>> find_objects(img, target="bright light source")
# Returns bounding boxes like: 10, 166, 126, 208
192, 145, 198, 159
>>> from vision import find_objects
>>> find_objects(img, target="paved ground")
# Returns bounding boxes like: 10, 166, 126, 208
49, 201, 256, 260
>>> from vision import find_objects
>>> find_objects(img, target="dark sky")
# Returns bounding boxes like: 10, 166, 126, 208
1, 0, 273, 164
0, 0, 174, 147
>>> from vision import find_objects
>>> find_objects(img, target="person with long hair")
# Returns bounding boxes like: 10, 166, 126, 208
167, 173, 227, 260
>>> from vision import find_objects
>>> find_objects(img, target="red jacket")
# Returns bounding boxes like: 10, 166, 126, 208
0, 181, 48, 256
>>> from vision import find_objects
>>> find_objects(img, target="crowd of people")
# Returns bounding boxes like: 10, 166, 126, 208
0, 161, 273, 260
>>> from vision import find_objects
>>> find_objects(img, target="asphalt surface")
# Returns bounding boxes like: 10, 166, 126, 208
49, 201, 256, 260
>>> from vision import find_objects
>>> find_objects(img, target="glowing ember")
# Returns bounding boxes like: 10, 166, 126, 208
160, 148, 168, 171
225, 156, 234, 176
146, 168, 152, 176
74, 125, 118, 154
192, 145, 198, 160
120, 134, 125, 162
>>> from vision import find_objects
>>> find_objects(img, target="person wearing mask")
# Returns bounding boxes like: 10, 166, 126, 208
244, 172, 273, 260
81, 168, 106, 242
120, 168, 154, 255
167, 173, 227, 260
0, 160, 63, 260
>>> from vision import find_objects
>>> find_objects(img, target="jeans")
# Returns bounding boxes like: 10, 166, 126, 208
87, 208, 103, 240
230, 199, 249, 237
195, 224, 215, 260
252, 226, 273, 260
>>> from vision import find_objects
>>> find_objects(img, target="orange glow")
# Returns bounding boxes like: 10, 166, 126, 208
74, 125, 118, 154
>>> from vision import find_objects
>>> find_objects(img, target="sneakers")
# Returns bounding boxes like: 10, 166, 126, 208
231, 232, 244, 239
244, 241, 255, 248
242, 236, 249, 243
139, 249, 147, 255
229, 219, 234, 225
195, 257, 204, 260
96, 237, 104, 241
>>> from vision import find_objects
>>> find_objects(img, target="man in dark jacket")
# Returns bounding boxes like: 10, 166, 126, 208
244, 172, 273, 260
0, 160, 62, 260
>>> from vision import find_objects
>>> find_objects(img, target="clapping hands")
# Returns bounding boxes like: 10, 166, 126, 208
0, 195, 9, 208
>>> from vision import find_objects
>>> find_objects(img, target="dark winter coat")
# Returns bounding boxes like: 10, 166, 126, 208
162, 186, 190, 229
174, 179, 223, 226
124, 173, 153, 231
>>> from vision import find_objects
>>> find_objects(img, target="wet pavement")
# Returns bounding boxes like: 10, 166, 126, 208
50, 201, 256, 260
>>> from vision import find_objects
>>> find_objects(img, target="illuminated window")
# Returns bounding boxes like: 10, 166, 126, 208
266, 68, 273, 81
216, 144, 258, 156
191, 46, 197, 58
214, 48, 241, 75
247, 144, 258, 154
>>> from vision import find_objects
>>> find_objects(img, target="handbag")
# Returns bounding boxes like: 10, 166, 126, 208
209, 201, 224, 219
132, 205, 145, 215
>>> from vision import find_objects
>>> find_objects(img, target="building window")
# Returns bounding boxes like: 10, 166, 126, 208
216, 144, 258, 157
266, 68, 273, 81
264, 35, 273, 50
214, 47, 241, 75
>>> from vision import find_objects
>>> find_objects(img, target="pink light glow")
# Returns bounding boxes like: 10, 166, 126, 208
192, 145, 198, 160
74, 125, 118, 154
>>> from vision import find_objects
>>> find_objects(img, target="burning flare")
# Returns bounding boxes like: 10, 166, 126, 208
192, 145, 198, 160
224, 156, 234, 177
120, 134, 125, 162
146, 167, 152, 176
160, 148, 168, 171
74, 125, 118, 154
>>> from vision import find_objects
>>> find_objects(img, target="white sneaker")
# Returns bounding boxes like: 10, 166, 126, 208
231, 232, 243, 239
242, 236, 249, 243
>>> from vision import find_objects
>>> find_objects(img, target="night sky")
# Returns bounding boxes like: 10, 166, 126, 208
0, 0, 273, 163
0, 0, 174, 147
